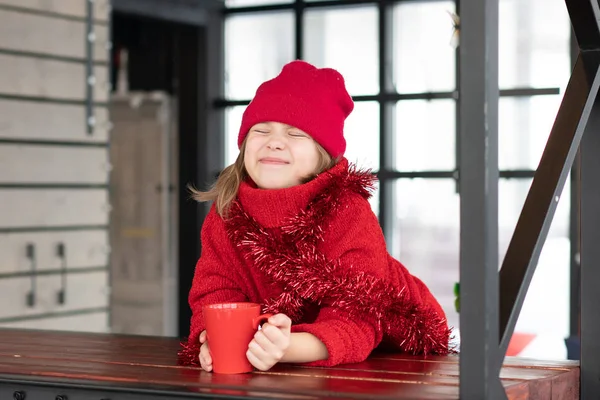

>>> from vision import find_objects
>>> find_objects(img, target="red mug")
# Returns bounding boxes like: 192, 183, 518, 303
203, 302, 272, 374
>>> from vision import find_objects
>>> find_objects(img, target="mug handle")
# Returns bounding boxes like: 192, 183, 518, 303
252, 313, 273, 329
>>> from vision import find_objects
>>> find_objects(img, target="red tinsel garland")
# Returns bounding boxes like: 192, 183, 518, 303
226, 164, 453, 356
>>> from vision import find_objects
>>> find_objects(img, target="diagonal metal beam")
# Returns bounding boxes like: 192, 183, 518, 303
565, 0, 600, 49
497, 51, 600, 366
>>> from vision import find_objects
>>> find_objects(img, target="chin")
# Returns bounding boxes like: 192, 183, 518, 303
256, 178, 297, 190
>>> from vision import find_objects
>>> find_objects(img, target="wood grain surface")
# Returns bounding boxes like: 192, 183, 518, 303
0, 329, 579, 399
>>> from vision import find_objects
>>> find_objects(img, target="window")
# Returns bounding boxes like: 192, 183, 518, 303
497, 0, 571, 346
304, 6, 379, 95
394, 99, 455, 171
225, 12, 294, 99
221, 0, 573, 357
394, 1, 456, 93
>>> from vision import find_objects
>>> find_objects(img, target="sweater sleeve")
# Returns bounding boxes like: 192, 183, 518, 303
291, 194, 449, 366
178, 206, 247, 366
291, 306, 381, 366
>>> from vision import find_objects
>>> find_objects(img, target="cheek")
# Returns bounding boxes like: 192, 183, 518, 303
243, 144, 258, 173
294, 145, 320, 172
244, 140, 261, 160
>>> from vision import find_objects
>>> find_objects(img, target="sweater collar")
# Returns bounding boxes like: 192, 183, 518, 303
237, 158, 349, 228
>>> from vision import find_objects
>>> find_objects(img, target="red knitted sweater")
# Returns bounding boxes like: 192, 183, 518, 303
179, 159, 451, 367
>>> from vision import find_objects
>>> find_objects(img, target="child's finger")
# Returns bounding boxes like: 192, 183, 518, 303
246, 347, 269, 371
247, 340, 275, 371
253, 329, 283, 359
200, 344, 212, 372
260, 323, 287, 349
201, 344, 212, 364
199, 330, 207, 344
268, 314, 292, 330
200, 355, 213, 372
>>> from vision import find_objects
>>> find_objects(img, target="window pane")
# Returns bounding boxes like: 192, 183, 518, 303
344, 101, 379, 171
499, 94, 563, 170
499, 0, 570, 89
391, 179, 459, 330
225, 12, 294, 99
304, 6, 378, 95
388, 176, 571, 348
226, 0, 292, 7
394, 2, 456, 93
394, 99, 455, 171
499, 178, 570, 358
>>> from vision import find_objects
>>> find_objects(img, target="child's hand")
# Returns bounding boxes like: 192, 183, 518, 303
199, 330, 212, 372
246, 314, 291, 371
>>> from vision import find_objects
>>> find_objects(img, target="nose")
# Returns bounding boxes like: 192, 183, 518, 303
266, 134, 285, 150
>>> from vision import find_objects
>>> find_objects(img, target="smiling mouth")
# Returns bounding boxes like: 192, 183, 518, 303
259, 158, 289, 165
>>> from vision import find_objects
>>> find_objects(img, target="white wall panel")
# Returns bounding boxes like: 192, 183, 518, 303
1, 189, 109, 228
0, 230, 108, 274
0, 0, 112, 335
0, 100, 109, 142
0, 270, 108, 319
0, 0, 110, 21
0, 145, 108, 183
0, 54, 109, 101
0, 9, 109, 61
0, 311, 109, 333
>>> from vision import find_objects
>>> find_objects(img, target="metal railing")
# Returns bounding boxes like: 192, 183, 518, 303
459, 0, 600, 398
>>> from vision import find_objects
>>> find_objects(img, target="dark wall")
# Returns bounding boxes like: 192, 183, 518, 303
176, 24, 205, 338
110, 12, 208, 338
111, 12, 177, 93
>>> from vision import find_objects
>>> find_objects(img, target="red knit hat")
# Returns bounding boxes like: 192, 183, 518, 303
237, 60, 354, 158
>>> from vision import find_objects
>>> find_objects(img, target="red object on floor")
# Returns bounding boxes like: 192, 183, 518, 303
506, 332, 537, 356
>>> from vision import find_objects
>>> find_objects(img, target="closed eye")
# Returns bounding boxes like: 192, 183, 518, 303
289, 131, 307, 138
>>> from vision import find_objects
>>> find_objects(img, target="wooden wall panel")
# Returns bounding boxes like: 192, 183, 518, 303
0, 145, 108, 183
0, 270, 108, 319
0, 230, 109, 274
1, 190, 109, 228
0, 54, 109, 102
0, 0, 111, 334
0, 9, 109, 61
0, 311, 109, 332
0, 100, 109, 142
0, 0, 110, 21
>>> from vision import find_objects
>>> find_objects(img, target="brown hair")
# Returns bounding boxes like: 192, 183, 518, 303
190, 139, 337, 218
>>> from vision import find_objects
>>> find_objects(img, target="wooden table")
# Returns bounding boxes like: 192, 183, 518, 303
0, 329, 579, 399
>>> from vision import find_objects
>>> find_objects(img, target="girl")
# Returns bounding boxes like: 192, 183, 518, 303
178, 60, 452, 371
